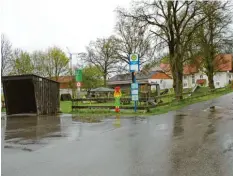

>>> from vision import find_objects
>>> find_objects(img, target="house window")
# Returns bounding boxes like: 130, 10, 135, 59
160, 79, 163, 84
183, 82, 188, 88
200, 75, 203, 79
192, 74, 195, 84
216, 82, 220, 86
183, 75, 187, 80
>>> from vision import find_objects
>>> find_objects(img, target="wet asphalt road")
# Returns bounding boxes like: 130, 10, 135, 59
1, 93, 233, 176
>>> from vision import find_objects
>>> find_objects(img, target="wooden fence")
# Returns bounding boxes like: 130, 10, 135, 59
71, 87, 232, 111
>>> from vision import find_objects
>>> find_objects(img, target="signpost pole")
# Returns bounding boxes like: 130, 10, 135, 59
130, 53, 139, 113
75, 69, 82, 98
132, 72, 137, 112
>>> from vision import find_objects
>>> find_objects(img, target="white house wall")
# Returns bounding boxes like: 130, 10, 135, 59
183, 72, 208, 89
60, 89, 73, 95
183, 71, 233, 89
213, 72, 233, 88
148, 79, 173, 90
230, 72, 233, 81
183, 75, 191, 88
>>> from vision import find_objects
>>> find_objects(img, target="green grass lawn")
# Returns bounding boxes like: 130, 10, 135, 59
60, 101, 72, 113
60, 100, 145, 116
60, 101, 145, 117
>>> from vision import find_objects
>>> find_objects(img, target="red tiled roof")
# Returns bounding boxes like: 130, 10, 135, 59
159, 54, 233, 75
160, 63, 170, 72
183, 64, 198, 75
151, 72, 172, 79
183, 56, 202, 75
50, 76, 75, 83
50, 76, 77, 89
214, 54, 232, 71
160, 63, 172, 75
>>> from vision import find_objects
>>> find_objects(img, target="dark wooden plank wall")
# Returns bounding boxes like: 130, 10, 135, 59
33, 76, 60, 115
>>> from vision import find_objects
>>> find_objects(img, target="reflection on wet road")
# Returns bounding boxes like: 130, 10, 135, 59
2, 93, 233, 176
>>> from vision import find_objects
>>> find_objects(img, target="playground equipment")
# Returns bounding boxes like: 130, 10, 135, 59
114, 86, 122, 113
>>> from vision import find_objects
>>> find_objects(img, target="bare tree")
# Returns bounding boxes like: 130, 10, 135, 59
84, 36, 119, 86
1, 34, 12, 76
222, 39, 233, 54
118, 1, 208, 99
114, 13, 156, 66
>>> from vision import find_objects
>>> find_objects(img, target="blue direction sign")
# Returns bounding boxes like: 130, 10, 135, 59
131, 83, 139, 89
132, 95, 139, 101
131, 83, 139, 101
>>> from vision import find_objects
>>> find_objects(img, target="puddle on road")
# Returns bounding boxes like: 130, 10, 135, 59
1, 113, 134, 151
1, 112, 154, 152
72, 115, 102, 123
2, 115, 63, 151
223, 134, 233, 154
172, 113, 185, 137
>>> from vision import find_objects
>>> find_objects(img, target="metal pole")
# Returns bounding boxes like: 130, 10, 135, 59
132, 72, 137, 112
69, 53, 73, 73
69, 53, 74, 98
67, 47, 82, 99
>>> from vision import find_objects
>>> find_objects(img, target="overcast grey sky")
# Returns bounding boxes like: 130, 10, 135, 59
2, 0, 131, 56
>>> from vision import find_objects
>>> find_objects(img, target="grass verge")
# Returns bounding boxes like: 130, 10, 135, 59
150, 88, 233, 115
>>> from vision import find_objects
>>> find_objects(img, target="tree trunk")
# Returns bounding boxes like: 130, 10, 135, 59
170, 55, 183, 100
172, 73, 176, 91
207, 72, 215, 90
172, 67, 183, 100
176, 70, 183, 100
103, 74, 107, 87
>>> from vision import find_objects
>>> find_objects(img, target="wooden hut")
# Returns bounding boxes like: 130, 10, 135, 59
2, 74, 60, 115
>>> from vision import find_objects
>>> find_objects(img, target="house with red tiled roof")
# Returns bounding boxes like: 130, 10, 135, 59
159, 54, 233, 89
107, 70, 173, 90
50, 76, 77, 94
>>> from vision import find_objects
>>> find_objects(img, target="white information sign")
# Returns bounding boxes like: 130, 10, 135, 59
129, 54, 139, 72
132, 95, 139, 101
131, 89, 138, 95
